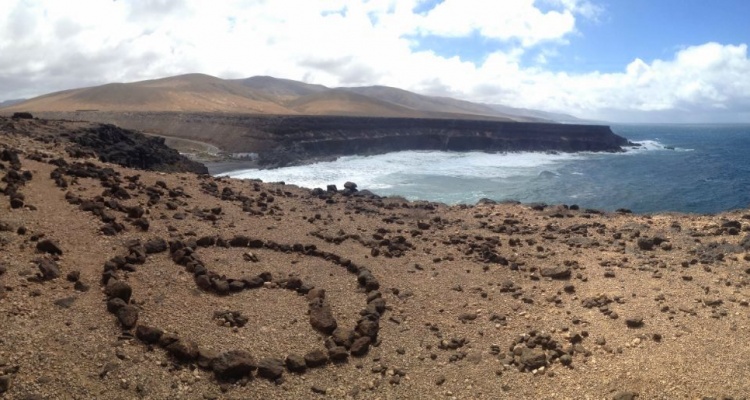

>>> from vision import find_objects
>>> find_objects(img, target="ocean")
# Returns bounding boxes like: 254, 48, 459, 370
226, 124, 750, 214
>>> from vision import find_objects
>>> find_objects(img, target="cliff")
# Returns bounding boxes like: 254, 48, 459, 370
28, 112, 629, 168
247, 116, 629, 167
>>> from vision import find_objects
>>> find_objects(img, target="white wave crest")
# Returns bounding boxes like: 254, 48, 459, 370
624, 140, 692, 153
227, 150, 584, 190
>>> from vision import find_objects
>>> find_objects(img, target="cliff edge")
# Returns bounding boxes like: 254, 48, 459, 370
26, 112, 630, 168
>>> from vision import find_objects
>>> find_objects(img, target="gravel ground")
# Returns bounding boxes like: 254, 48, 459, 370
1, 117, 750, 399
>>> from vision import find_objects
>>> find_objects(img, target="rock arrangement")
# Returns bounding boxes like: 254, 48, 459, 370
97, 235, 386, 383
32, 149, 387, 384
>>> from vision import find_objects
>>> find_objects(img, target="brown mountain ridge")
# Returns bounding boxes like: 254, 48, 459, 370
1, 73, 571, 122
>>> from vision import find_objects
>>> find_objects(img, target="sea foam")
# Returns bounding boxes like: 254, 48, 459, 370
228, 150, 583, 191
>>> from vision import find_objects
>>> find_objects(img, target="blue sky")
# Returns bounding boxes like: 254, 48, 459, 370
1, 0, 748, 122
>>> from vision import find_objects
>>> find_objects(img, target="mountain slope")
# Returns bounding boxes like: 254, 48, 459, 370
5, 74, 297, 114
1, 73, 578, 122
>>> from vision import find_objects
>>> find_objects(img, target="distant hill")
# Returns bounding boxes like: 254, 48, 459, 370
0, 99, 25, 108
1, 74, 580, 122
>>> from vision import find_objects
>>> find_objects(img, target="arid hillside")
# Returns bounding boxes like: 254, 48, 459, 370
0, 74, 560, 122
1, 116, 750, 399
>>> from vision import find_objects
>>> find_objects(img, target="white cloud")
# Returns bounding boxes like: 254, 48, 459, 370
0, 0, 748, 122
413, 0, 577, 46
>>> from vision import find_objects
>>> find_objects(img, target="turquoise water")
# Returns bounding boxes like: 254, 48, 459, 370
228, 124, 750, 214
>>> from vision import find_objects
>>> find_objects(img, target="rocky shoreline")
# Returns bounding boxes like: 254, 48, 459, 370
1, 116, 750, 399
28, 112, 632, 168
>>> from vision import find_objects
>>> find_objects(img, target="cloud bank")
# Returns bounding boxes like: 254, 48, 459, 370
1, 0, 748, 122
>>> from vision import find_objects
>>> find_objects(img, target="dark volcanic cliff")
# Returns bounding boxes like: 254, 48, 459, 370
248, 116, 629, 167
25, 112, 629, 168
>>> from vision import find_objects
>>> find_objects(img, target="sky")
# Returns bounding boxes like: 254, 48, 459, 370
1, 0, 749, 123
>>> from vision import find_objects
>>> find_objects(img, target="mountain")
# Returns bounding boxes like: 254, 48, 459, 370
1, 74, 579, 122
0, 99, 25, 108
2, 74, 296, 114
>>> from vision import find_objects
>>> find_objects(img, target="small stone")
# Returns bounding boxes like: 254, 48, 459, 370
166, 339, 199, 361
257, 358, 284, 380
612, 391, 638, 400
136, 325, 163, 344
0, 375, 10, 393
107, 298, 127, 313
304, 350, 329, 368
117, 305, 139, 329
309, 298, 337, 334
540, 266, 571, 279
36, 239, 63, 255
54, 296, 77, 309
625, 316, 644, 328
311, 385, 327, 394
37, 258, 61, 281
328, 346, 349, 362
106, 280, 132, 303
435, 375, 446, 385
519, 348, 547, 370
66, 270, 80, 282
350, 336, 372, 357
74, 280, 90, 292
144, 238, 168, 254
458, 312, 478, 323
285, 354, 307, 373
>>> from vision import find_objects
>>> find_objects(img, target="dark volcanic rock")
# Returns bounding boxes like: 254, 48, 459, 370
144, 238, 168, 254
625, 316, 644, 328
106, 298, 127, 313
285, 354, 307, 373
67, 124, 208, 174
117, 305, 139, 329
247, 116, 630, 168
519, 348, 547, 370
309, 298, 337, 334
136, 325, 163, 344
54, 296, 77, 309
166, 339, 199, 361
350, 336, 372, 357
304, 350, 328, 368
256, 358, 285, 380
212, 350, 257, 380
0, 375, 9, 394
328, 346, 349, 362
36, 239, 63, 255
105, 280, 132, 303
36, 258, 61, 281
540, 266, 572, 279
612, 391, 638, 400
